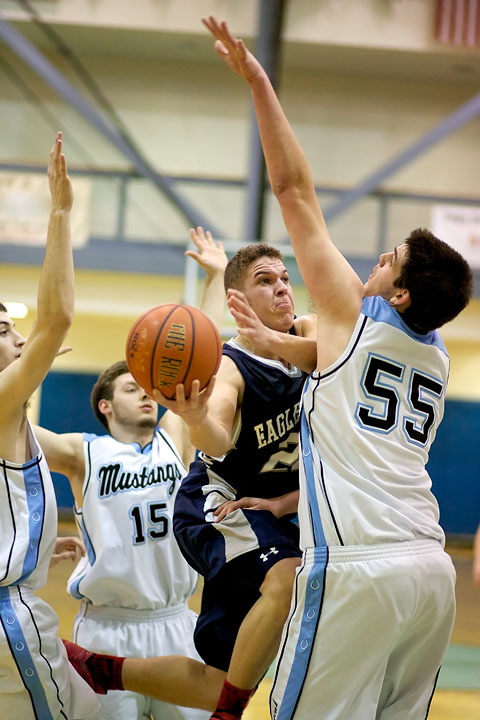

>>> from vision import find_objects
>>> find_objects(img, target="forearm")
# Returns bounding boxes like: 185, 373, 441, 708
248, 72, 314, 200
200, 271, 225, 334
266, 331, 316, 373
271, 490, 299, 517
187, 415, 232, 458
37, 209, 74, 330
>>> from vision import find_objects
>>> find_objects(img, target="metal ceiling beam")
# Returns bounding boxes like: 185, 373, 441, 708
0, 17, 222, 237
245, 0, 286, 242
323, 91, 480, 223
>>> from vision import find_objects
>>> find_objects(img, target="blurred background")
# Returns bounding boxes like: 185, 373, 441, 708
1, 2, 479, 715
0, 0, 479, 531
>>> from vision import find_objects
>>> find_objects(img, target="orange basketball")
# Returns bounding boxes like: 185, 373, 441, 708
125, 304, 222, 398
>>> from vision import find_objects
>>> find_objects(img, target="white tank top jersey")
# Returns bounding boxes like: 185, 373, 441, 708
299, 296, 449, 550
0, 422, 57, 589
67, 428, 198, 609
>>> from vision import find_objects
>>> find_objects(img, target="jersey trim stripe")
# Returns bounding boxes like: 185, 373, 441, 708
18, 462, 45, 585
0, 587, 55, 720
157, 427, 185, 469
362, 296, 448, 353
0, 460, 16, 583
311, 315, 368, 381
19, 586, 68, 718
303, 379, 344, 547
424, 667, 441, 718
83, 439, 93, 496
275, 549, 328, 720
300, 404, 325, 548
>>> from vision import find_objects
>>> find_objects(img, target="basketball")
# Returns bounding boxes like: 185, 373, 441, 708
125, 303, 222, 398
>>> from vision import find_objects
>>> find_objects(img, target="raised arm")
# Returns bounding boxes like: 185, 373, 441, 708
0, 132, 74, 415
186, 226, 228, 334
202, 17, 364, 366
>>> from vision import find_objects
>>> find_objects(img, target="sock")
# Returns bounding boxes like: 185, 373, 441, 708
210, 678, 255, 720
62, 639, 125, 695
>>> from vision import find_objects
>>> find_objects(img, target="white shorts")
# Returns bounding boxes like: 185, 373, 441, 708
271, 540, 456, 720
73, 601, 210, 720
0, 586, 101, 720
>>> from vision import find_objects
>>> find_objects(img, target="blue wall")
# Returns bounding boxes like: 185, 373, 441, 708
39, 371, 105, 509
39, 371, 480, 535
427, 399, 480, 536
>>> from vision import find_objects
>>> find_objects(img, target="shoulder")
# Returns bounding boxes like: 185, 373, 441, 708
217, 351, 244, 390
293, 314, 317, 338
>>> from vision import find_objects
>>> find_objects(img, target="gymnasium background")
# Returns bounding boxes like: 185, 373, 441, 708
0, 0, 479, 535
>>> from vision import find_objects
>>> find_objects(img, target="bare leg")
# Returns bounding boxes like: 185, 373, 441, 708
227, 556, 300, 689
122, 655, 225, 710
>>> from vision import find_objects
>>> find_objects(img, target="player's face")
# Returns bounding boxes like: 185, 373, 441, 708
364, 243, 408, 300
241, 257, 295, 332
0, 312, 25, 373
109, 373, 158, 430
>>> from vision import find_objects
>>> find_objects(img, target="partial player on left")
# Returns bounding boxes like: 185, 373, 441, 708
0, 133, 103, 719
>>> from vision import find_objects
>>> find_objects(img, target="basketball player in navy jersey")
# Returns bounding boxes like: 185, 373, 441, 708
202, 16, 473, 720
154, 243, 317, 720
34, 228, 229, 720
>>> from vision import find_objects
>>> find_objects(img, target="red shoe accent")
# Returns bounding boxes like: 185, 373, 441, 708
62, 639, 125, 695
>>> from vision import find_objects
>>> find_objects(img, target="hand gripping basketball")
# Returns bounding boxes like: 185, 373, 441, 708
126, 304, 222, 398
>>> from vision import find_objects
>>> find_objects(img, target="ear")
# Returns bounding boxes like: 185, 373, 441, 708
388, 287, 411, 310
98, 398, 112, 418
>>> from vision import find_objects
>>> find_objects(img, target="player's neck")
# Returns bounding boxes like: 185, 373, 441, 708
109, 423, 155, 448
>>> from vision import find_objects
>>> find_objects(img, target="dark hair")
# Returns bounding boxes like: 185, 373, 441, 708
90, 360, 129, 429
224, 244, 284, 292
394, 228, 473, 333
0, 303, 8, 312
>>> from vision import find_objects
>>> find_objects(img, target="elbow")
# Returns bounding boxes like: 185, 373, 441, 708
40, 310, 73, 338
270, 174, 300, 199
56, 310, 74, 333
270, 174, 310, 206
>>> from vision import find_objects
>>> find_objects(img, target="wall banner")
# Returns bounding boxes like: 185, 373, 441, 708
431, 204, 480, 269
0, 173, 91, 248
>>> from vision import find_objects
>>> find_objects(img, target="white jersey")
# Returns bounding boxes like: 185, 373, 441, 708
0, 421, 57, 589
68, 428, 198, 609
0, 422, 101, 719
299, 296, 449, 549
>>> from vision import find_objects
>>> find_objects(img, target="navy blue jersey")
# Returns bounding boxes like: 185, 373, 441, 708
173, 337, 307, 667
202, 338, 307, 499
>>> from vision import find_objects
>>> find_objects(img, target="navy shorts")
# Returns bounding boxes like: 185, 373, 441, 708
173, 461, 300, 581
194, 543, 301, 672
173, 461, 301, 669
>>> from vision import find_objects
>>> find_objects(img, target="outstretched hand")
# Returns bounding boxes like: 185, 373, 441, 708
202, 16, 263, 83
185, 226, 228, 276
227, 288, 273, 353
48, 131, 73, 213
